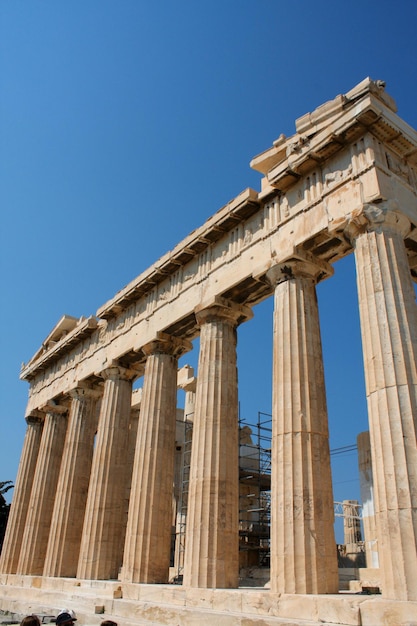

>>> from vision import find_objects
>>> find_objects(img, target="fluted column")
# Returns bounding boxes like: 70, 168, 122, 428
17, 403, 68, 575
183, 297, 252, 589
122, 333, 191, 583
77, 365, 137, 580
357, 431, 379, 568
0, 413, 44, 573
347, 203, 417, 601
267, 253, 339, 594
43, 384, 101, 577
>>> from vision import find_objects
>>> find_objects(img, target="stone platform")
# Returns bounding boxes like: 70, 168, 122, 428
1, 575, 416, 626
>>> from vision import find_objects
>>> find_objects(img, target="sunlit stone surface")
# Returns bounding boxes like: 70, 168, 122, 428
1, 78, 416, 624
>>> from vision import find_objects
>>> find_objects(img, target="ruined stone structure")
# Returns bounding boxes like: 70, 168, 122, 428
357, 430, 379, 570
1, 78, 417, 625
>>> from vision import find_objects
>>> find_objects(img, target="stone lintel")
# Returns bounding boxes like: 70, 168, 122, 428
21, 316, 98, 382
96, 188, 260, 321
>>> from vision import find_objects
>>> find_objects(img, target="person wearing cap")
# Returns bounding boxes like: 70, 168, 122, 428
55, 612, 77, 626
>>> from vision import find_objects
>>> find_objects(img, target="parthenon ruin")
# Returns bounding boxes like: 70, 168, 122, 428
1, 78, 416, 626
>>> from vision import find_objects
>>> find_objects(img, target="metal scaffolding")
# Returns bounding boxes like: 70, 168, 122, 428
238, 412, 272, 568
173, 410, 365, 580
173, 416, 193, 581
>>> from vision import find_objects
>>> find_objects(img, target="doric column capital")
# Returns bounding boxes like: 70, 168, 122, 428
195, 296, 253, 327
345, 202, 411, 243
99, 364, 139, 382
41, 401, 68, 416
68, 383, 102, 401
142, 331, 192, 359
25, 410, 45, 425
266, 249, 333, 287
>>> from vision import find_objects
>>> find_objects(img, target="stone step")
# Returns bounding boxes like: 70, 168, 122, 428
1, 576, 417, 626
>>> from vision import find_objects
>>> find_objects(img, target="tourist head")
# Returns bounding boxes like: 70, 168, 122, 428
20, 616, 41, 626
56, 611, 77, 626
101, 621, 117, 626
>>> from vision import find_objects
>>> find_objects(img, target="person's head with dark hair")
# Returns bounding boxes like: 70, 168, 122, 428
20, 616, 41, 626
101, 621, 117, 626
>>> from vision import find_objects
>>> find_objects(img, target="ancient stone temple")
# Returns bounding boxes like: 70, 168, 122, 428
1, 78, 416, 626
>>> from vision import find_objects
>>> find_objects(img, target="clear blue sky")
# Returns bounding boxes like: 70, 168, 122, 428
1, 1, 416, 542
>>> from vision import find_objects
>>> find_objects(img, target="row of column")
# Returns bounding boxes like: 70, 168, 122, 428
1, 203, 416, 600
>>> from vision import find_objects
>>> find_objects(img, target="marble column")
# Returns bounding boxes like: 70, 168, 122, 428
267, 253, 339, 594
347, 203, 417, 601
0, 413, 44, 574
77, 365, 137, 580
183, 297, 252, 589
17, 403, 68, 575
122, 333, 191, 583
357, 431, 379, 568
43, 384, 101, 577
